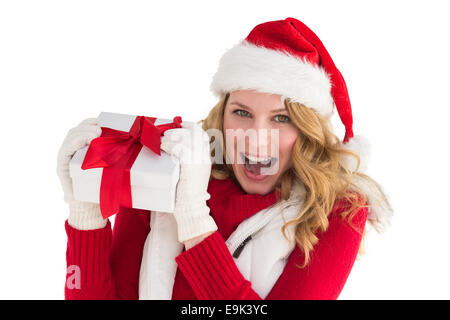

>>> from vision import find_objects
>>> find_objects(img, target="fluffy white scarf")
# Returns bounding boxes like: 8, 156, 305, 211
138, 181, 306, 300
138, 175, 390, 299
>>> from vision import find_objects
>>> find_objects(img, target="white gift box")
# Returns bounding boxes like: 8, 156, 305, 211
69, 111, 185, 213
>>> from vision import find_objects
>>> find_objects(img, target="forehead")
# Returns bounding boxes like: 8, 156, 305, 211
228, 90, 284, 111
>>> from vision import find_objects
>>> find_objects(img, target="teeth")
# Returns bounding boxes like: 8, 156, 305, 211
259, 158, 272, 165
242, 153, 273, 165
241, 152, 276, 166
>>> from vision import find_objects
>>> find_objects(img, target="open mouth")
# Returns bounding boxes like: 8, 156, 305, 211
240, 152, 278, 176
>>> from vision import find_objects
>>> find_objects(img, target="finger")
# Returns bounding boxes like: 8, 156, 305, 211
162, 128, 190, 143
181, 121, 201, 129
77, 123, 102, 132
161, 133, 184, 145
180, 121, 193, 129
61, 131, 100, 157
160, 142, 179, 159
67, 126, 102, 140
182, 121, 208, 137
67, 125, 102, 139
65, 131, 101, 147
161, 141, 190, 158
78, 117, 99, 126
160, 141, 184, 153
163, 127, 189, 136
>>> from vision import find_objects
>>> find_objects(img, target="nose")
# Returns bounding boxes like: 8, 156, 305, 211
246, 121, 278, 158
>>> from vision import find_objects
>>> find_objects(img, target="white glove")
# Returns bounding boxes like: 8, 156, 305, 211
56, 118, 107, 230
160, 121, 218, 243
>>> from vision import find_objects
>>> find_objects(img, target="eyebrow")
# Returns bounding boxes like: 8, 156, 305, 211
229, 101, 287, 113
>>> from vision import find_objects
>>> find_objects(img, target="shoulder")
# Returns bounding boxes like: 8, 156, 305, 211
327, 193, 368, 235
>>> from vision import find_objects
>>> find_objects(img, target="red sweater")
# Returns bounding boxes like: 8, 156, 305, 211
64, 177, 367, 300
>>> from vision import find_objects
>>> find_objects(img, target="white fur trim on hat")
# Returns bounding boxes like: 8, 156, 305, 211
210, 40, 335, 118
340, 135, 371, 173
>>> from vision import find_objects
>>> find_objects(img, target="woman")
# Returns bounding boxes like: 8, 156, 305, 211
57, 17, 391, 300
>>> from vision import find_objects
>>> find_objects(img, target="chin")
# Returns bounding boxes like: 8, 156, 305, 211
233, 164, 279, 195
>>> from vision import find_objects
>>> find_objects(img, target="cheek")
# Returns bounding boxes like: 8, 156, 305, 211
279, 129, 298, 164
223, 114, 234, 133
223, 115, 242, 163
224, 112, 248, 131
223, 117, 235, 148
223, 114, 246, 147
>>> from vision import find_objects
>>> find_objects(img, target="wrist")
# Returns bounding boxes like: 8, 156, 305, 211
184, 231, 215, 250
174, 206, 217, 243
68, 201, 107, 230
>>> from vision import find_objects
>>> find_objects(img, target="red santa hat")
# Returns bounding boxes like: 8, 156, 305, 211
211, 17, 369, 170
210, 17, 391, 231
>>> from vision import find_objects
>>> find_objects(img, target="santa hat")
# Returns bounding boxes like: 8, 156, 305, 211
210, 17, 391, 231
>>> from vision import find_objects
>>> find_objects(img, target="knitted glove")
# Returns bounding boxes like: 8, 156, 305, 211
160, 121, 218, 243
56, 118, 107, 230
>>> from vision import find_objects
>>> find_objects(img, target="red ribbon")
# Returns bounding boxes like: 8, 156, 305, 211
81, 115, 182, 218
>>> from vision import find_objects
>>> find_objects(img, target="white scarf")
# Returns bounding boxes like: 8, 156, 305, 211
138, 181, 306, 300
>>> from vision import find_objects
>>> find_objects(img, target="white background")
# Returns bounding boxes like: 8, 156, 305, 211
0, 0, 449, 299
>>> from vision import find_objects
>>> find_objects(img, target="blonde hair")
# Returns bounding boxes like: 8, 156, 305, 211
201, 93, 390, 267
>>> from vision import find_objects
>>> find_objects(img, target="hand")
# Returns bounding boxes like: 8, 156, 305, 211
160, 121, 217, 244
57, 118, 102, 203
56, 117, 106, 230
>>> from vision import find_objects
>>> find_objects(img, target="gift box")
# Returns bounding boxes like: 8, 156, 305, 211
69, 111, 187, 218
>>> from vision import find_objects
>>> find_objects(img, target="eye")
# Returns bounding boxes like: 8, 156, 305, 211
274, 114, 290, 123
233, 109, 251, 117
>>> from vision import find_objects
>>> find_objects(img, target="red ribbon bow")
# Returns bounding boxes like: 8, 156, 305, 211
81, 115, 183, 218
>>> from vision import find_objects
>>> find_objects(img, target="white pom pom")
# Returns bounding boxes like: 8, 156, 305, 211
340, 135, 371, 173
350, 175, 393, 233
340, 135, 393, 233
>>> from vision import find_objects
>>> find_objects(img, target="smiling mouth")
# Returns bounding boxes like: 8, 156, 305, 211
240, 152, 278, 176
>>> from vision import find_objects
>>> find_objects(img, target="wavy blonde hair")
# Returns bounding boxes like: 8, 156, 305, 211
201, 93, 391, 267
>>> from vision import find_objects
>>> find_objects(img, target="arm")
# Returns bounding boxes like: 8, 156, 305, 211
59, 118, 117, 299
64, 207, 151, 300
175, 206, 367, 300
265, 206, 367, 300
59, 118, 150, 299
175, 231, 261, 300
65, 218, 117, 299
